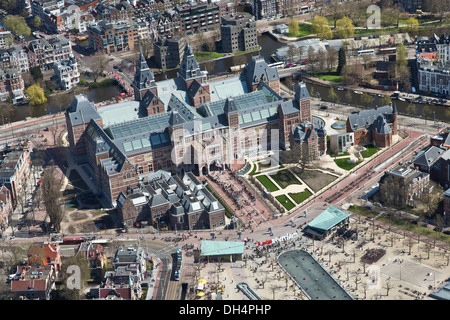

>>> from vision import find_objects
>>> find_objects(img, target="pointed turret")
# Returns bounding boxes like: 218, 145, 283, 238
224, 97, 238, 114
178, 40, 203, 86
133, 47, 156, 101
169, 110, 185, 128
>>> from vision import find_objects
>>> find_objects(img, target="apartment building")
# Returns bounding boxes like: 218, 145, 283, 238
88, 20, 139, 54
416, 33, 450, 95
153, 36, 186, 70
31, 0, 66, 33
0, 148, 31, 205
26, 35, 72, 71
176, 1, 223, 35
0, 31, 13, 49
379, 164, 431, 207
0, 68, 25, 103
252, 0, 315, 20
252, 0, 281, 20
53, 55, 80, 90
0, 46, 29, 73
220, 13, 258, 53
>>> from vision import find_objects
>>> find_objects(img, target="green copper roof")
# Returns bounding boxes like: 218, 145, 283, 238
200, 240, 245, 256
307, 205, 350, 232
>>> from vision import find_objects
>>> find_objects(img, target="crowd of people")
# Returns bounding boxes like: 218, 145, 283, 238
207, 170, 263, 223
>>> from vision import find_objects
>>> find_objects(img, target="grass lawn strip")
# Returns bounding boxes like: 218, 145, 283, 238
289, 189, 313, 204
360, 145, 381, 158
334, 157, 362, 171
276, 195, 296, 211
256, 175, 279, 192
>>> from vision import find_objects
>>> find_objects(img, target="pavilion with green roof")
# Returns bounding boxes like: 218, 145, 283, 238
195, 240, 245, 263
304, 205, 351, 239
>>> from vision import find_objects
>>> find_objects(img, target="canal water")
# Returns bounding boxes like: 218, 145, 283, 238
154, 33, 284, 81
9, 85, 121, 123
11, 33, 450, 124
302, 81, 450, 123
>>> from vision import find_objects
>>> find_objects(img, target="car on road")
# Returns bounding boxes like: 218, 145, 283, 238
27, 199, 33, 206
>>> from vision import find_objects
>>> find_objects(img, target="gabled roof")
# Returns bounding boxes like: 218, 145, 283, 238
294, 81, 310, 101
245, 55, 279, 85
66, 94, 101, 126
169, 110, 185, 127
347, 105, 392, 131
187, 79, 208, 97
371, 115, 392, 135
413, 145, 445, 168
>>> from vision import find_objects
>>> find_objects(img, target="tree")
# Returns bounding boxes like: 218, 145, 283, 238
89, 54, 110, 82
404, 17, 419, 32
279, 144, 312, 173
327, 0, 344, 28
3, 33, 13, 48
336, 17, 355, 39
422, 105, 433, 124
2, 15, 31, 37
137, 38, 154, 59
30, 66, 43, 82
404, 237, 415, 255
311, 16, 333, 40
25, 83, 47, 105
326, 47, 338, 72
32, 16, 42, 29
383, 280, 394, 296
396, 44, 407, 68
288, 18, 299, 36
287, 44, 298, 63
337, 47, 346, 75
41, 166, 65, 233
423, 0, 450, 22
316, 49, 327, 71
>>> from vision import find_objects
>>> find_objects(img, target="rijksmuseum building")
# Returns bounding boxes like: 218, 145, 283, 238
65, 43, 327, 208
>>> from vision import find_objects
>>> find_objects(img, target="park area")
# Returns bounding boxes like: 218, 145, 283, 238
249, 160, 338, 211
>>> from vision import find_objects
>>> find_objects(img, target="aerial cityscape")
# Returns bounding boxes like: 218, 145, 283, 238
0, 0, 449, 304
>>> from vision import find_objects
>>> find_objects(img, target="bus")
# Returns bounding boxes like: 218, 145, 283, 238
358, 49, 375, 56
379, 47, 396, 55
268, 61, 285, 69
62, 237, 85, 245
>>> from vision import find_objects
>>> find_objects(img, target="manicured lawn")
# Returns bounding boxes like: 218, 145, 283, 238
194, 51, 224, 62
308, 70, 343, 83
256, 175, 279, 192
334, 157, 362, 171
276, 195, 296, 211
289, 189, 313, 204
269, 170, 301, 189
285, 23, 315, 38
360, 145, 381, 158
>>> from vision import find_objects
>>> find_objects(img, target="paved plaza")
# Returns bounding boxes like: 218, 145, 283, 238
176, 200, 450, 300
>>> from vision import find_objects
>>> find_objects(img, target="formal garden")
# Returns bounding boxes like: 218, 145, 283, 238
246, 156, 339, 212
